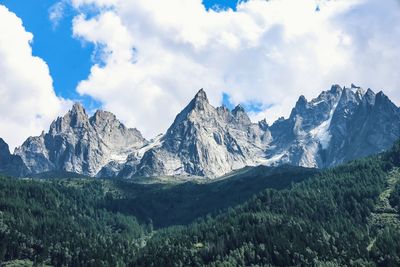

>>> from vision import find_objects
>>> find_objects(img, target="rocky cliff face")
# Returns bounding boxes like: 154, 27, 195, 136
10, 85, 400, 178
123, 85, 400, 178
267, 85, 400, 168
119, 89, 271, 178
0, 138, 27, 176
15, 103, 147, 176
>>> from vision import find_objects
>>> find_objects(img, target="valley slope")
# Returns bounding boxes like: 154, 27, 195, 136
1, 141, 400, 266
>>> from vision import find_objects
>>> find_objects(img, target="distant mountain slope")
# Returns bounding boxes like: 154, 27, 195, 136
9, 84, 400, 179
15, 103, 147, 176
126, 85, 400, 178
0, 138, 27, 177
268, 85, 400, 168
122, 89, 271, 178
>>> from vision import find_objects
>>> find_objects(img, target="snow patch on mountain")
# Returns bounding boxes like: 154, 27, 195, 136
310, 97, 341, 149
10, 84, 400, 179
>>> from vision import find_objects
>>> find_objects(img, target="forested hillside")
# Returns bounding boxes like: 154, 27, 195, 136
133, 141, 400, 266
1, 141, 400, 266
0, 165, 313, 266
0, 178, 150, 266
104, 165, 316, 227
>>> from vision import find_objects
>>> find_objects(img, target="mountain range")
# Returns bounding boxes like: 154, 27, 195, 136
1, 84, 399, 178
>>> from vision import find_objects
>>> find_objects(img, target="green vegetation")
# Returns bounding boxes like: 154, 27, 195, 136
0, 177, 150, 266
0, 165, 312, 266
1, 141, 400, 266
104, 165, 316, 227
132, 142, 400, 266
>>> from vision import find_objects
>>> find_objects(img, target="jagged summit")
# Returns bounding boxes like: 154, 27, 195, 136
194, 88, 208, 101
92, 109, 116, 119
70, 102, 88, 120
189, 88, 209, 110
293, 95, 307, 111
330, 84, 342, 93
15, 103, 147, 176
258, 119, 269, 130
50, 103, 90, 134
232, 104, 245, 114
7, 85, 400, 179
71, 102, 86, 112
120, 88, 271, 178
170, 89, 213, 126
232, 104, 252, 125
362, 88, 376, 105
268, 85, 400, 168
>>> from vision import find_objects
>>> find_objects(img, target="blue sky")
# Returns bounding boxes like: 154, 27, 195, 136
1, 0, 399, 149
0, 1, 88, 97
0, 0, 238, 110
203, 0, 238, 10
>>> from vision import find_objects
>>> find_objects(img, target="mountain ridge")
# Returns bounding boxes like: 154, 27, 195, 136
14, 103, 147, 177
2, 84, 400, 178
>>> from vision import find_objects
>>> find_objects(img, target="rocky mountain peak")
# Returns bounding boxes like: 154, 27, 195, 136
363, 89, 376, 105
232, 104, 252, 125
330, 84, 343, 93
258, 119, 269, 130
48, 103, 89, 135
92, 109, 116, 120
296, 95, 307, 106
290, 95, 308, 118
71, 102, 85, 113
191, 88, 209, 110
90, 110, 119, 128
376, 91, 388, 101
338, 87, 358, 105
128, 88, 271, 178
16, 103, 147, 177
341, 86, 354, 96
195, 88, 207, 100
374, 91, 398, 112
232, 104, 245, 114
10, 85, 400, 179
63, 102, 89, 128
70, 102, 88, 119
168, 89, 214, 129
355, 88, 365, 100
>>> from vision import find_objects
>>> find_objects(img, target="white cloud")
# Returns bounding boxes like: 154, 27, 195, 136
49, 0, 67, 28
70, 0, 400, 138
0, 5, 70, 150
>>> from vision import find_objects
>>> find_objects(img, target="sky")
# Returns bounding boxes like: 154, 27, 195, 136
0, 0, 400, 150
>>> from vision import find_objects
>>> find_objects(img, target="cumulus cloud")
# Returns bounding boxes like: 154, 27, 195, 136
0, 5, 70, 150
70, 0, 400, 138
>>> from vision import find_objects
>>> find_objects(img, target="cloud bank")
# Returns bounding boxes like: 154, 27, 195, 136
69, 0, 400, 139
0, 5, 69, 150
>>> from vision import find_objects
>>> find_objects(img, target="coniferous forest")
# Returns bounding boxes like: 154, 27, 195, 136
1, 141, 400, 266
